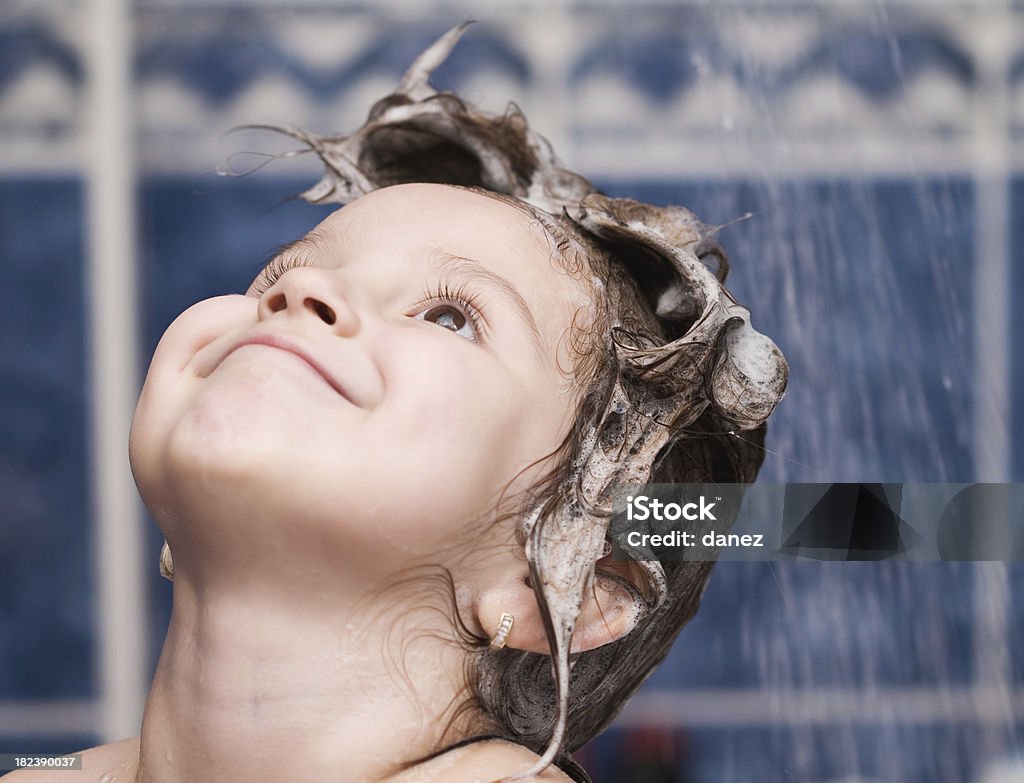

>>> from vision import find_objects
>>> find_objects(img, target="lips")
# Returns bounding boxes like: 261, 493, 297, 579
213, 333, 355, 404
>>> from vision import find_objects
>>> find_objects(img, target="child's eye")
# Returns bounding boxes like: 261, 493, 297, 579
415, 302, 479, 342
413, 282, 485, 343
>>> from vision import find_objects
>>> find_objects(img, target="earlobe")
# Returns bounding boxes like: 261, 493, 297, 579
476, 577, 553, 654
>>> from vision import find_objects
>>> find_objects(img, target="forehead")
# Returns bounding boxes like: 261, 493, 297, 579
320, 183, 555, 259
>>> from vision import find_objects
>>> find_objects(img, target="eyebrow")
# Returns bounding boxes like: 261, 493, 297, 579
428, 250, 546, 357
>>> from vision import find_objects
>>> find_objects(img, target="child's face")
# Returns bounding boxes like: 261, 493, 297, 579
130, 184, 593, 573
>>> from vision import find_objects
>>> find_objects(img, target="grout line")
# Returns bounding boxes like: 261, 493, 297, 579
619, 687, 1024, 727
5, 135, 1020, 178
0, 702, 98, 738
969, 0, 1012, 485
4, 685, 1023, 737
967, 3, 1014, 765
84, 0, 147, 743
127, 0, 1022, 8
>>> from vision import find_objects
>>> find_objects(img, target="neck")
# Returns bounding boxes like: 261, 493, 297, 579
133, 566, 475, 783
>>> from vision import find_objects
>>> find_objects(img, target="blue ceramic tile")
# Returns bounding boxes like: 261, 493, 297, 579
139, 177, 336, 356
1010, 50, 1024, 87
683, 724, 984, 783
598, 179, 976, 484
642, 561, 974, 690
785, 27, 975, 98
138, 10, 280, 104
580, 723, 1003, 783
0, 21, 81, 94
1007, 564, 1024, 686
137, 14, 527, 105
0, 179, 93, 699
575, 726, 693, 783
570, 15, 974, 104
581, 722, 1017, 783
571, 22, 711, 102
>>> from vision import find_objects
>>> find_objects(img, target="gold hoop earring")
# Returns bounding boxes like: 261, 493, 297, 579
489, 612, 514, 650
159, 541, 174, 581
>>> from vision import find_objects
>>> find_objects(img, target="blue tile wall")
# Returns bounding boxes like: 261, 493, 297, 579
569, 10, 975, 106
683, 724, 985, 783
580, 722, 1019, 783
139, 177, 334, 354
0, 22, 81, 95
577, 724, 983, 783
645, 561, 975, 690
599, 180, 976, 484
2, 7, 1020, 783
0, 179, 93, 700
137, 13, 528, 104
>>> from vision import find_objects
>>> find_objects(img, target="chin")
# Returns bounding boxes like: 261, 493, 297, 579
132, 414, 277, 531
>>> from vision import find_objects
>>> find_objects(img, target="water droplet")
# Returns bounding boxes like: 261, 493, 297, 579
942, 374, 953, 391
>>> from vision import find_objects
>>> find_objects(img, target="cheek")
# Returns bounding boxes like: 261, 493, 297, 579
381, 343, 510, 460
128, 297, 266, 504
129, 340, 194, 507
128, 383, 160, 507
395, 337, 529, 419
372, 339, 549, 501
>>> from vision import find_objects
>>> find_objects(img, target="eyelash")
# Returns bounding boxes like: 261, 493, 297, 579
249, 257, 487, 340
248, 254, 312, 297
417, 280, 487, 341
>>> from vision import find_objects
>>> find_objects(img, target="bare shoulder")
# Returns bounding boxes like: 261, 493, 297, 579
388, 739, 577, 783
3, 737, 139, 783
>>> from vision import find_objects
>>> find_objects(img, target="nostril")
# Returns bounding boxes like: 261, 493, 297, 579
267, 293, 287, 314
306, 297, 336, 326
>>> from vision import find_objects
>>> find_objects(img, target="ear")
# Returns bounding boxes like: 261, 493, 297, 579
571, 559, 647, 653
475, 557, 645, 655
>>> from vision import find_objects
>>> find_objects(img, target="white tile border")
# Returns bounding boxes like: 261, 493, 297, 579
0, 702, 97, 738
620, 686, 1024, 726
84, 0, 147, 744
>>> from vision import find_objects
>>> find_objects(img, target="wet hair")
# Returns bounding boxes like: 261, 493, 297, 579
218, 23, 787, 782
458, 200, 776, 780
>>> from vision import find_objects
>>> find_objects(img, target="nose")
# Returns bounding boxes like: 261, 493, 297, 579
257, 267, 360, 337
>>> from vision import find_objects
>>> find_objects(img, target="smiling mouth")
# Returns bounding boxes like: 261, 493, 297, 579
222, 336, 353, 403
